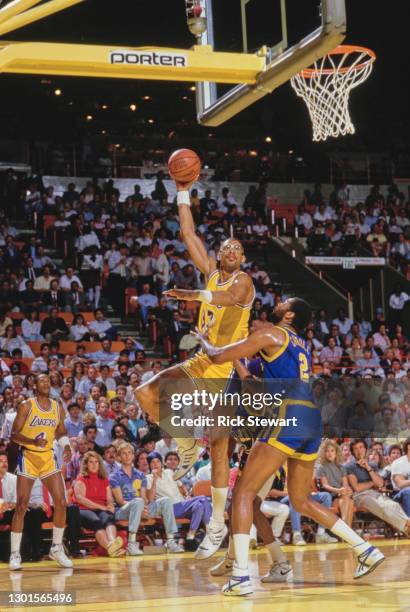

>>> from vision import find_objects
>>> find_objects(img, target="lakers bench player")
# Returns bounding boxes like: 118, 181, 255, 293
9, 373, 73, 570
135, 183, 255, 560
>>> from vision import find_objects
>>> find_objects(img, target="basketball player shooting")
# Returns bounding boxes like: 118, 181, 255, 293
9, 373, 73, 571
134, 149, 255, 560
193, 298, 385, 596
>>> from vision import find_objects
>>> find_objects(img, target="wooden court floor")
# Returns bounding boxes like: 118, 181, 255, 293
0, 540, 409, 612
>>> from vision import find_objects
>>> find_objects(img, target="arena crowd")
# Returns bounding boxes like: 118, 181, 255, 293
0, 171, 410, 559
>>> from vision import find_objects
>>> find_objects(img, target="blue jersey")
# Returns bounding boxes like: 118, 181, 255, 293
260, 325, 311, 380
260, 325, 313, 404
241, 325, 323, 460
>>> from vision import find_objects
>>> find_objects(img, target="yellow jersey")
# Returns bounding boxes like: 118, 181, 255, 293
19, 397, 60, 452
198, 269, 255, 347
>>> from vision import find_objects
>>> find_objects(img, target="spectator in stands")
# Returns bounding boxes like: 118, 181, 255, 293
0, 450, 16, 536
110, 442, 182, 555
31, 342, 50, 373
21, 309, 43, 341
147, 452, 211, 546
69, 314, 90, 342
390, 439, 410, 515
316, 440, 354, 526
87, 339, 119, 366
65, 282, 88, 313
136, 283, 158, 329
73, 451, 125, 557
346, 439, 410, 536
33, 265, 55, 292
389, 284, 410, 328
40, 307, 69, 342
88, 309, 117, 341
0, 325, 34, 358
64, 402, 83, 437
63, 437, 89, 483
319, 337, 343, 366
82, 423, 105, 454
103, 444, 120, 477
59, 267, 83, 293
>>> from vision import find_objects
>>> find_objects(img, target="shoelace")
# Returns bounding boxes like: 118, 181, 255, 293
357, 546, 374, 572
226, 576, 248, 591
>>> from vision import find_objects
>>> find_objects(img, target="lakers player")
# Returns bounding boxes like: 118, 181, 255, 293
194, 298, 384, 595
135, 183, 255, 560
9, 373, 73, 570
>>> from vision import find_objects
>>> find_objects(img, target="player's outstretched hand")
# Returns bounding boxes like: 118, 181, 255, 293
190, 327, 217, 358
175, 177, 199, 192
163, 287, 199, 301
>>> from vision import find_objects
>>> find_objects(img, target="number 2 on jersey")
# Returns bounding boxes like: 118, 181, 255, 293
299, 353, 309, 381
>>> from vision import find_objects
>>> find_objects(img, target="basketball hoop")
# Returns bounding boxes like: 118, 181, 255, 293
290, 45, 376, 142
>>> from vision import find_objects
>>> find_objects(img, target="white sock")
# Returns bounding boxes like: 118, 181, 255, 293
317, 526, 325, 535
293, 530, 302, 538
266, 541, 286, 563
210, 487, 228, 525
52, 527, 64, 546
129, 533, 136, 543
10, 532, 22, 554
227, 536, 235, 560
232, 534, 250, 575
249, 524, 257, 539
330, 519, 370, 556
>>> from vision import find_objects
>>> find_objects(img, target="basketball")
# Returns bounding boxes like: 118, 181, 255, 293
168, 149, 201, 184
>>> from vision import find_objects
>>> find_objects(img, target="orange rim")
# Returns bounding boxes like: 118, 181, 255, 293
299, 45, 376, 78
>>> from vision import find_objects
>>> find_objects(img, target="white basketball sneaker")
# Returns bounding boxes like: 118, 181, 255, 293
9, 552, 22, 571
49, 544, 73, 568
354, 546, 385, 579
127, 542, 144, 556
222, 569, 253, 597
173, 439, 201, 481
261, 561, 293, 583
195, 522, 228, 560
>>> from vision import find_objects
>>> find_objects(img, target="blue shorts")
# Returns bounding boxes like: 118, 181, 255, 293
262, 400, 323, 462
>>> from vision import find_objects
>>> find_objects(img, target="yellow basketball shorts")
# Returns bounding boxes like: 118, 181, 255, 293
180, 351, 234, 393
17, 448, 60, 480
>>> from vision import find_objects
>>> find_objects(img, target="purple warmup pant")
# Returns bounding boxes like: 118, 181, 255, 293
173, 495, 212, 531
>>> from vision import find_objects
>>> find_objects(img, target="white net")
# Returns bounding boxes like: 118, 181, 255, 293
290, 46, 375, 142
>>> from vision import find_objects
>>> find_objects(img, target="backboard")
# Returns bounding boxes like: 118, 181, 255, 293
195, 0, 346, 126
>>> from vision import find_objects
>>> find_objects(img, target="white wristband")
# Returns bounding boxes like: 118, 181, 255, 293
198, 290, 212, 303
177, 190, 191, 207
58, 436, 70, 450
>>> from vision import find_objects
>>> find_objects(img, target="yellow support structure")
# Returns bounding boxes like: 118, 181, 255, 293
0, 0, 86, 37
0, 0, 43, 26
0, 42, 265, 84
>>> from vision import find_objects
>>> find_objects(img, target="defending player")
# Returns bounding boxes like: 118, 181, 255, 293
193, 298, 385, 595
9, 373, 73, 570
134, 183, 255, 559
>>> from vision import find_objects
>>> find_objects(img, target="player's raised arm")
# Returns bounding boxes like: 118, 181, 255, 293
175, 183, 216, 278
164, 271, 253, 306
11, 400, 46, 448
192, 326, 286, 364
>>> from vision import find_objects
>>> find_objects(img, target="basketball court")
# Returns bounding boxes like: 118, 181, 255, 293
0, 540, 408, 611
0, 1, 394, 610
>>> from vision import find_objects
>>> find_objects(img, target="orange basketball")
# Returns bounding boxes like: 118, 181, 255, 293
168, 149, 201, 184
